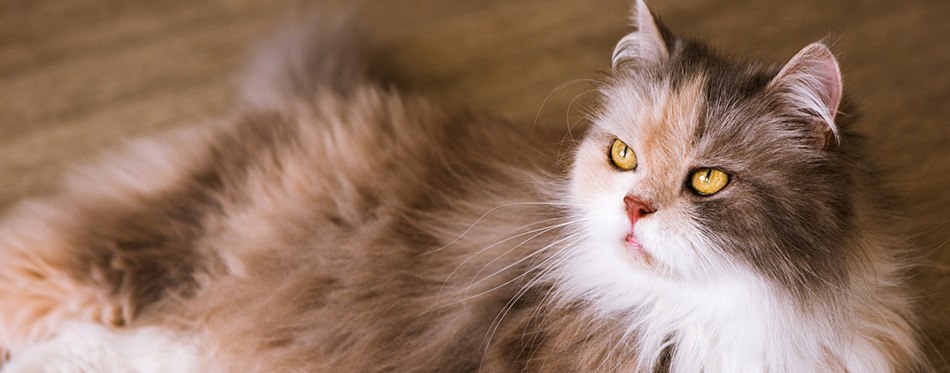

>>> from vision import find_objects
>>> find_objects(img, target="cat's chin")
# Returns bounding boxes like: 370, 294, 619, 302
624, 232, 656, 269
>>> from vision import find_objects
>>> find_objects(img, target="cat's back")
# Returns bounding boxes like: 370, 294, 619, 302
202, 84, 560, 261
0, 73, 563, 371
0, 12, 567, 372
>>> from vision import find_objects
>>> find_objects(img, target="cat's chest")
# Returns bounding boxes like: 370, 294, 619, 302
516, 270, 801, 372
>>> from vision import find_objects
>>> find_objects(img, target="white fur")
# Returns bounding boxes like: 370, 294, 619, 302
4, 322, 200, 373
552, 193, 857, 372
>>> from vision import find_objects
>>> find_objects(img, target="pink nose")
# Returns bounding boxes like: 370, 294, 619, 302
624, 195, 656, 226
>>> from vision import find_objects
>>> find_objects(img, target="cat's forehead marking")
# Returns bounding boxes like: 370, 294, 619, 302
633, 75, 706, 200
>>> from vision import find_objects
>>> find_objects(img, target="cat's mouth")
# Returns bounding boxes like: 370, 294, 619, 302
625, 232, 655, 268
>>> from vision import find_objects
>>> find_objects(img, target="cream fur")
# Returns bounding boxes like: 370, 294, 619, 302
4, 322, 200, 373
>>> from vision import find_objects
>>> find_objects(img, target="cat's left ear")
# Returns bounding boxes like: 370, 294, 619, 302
767, 42, 843, 148
612, 0, 669, 69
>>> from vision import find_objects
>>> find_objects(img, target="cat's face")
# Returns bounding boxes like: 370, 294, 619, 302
566, 73, 848, 310
570, 76, 719, 281
559, 1, 853, 310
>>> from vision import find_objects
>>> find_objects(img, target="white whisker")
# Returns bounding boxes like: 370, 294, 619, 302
438, 216, 575, 298
420, 202, 585, 256
530, 79, 600, 139
479, 236, 591, 368
564, 88, 600, 141
433, 230, 587, 310
464, 221, 586, 294
461, 228, 589, 299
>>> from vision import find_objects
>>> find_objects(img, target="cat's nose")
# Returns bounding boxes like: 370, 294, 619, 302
624, 195, 656, 226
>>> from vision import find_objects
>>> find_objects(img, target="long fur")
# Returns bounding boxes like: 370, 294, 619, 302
0, 3, 930, 372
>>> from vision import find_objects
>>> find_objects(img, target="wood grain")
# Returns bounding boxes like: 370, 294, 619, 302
2, 0, 948, 367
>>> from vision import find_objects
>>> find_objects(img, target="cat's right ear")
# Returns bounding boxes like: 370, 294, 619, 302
767, 43, 843, 148
611, 0, 669, 70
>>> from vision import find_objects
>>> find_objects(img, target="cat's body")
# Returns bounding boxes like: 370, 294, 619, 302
0, 1, 928, 372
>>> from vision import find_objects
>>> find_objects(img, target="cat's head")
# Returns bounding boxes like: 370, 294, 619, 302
562, 0, 857, 310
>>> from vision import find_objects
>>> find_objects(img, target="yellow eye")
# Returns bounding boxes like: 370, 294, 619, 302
689, 168, 730, 195
609, 139, 637, 170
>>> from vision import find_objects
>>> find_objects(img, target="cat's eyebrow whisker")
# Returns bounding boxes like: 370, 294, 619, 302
420, 202, 588, 256
568, 116, 588, 135
564, 88, 600, 142
571, 112, 595, 130
559, 115, 593, 152
530, 79, 601, 139
575, 107, 598, 124
556, 108, 597, 153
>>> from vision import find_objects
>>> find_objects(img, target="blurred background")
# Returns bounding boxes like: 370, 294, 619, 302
2, 0, 948, 367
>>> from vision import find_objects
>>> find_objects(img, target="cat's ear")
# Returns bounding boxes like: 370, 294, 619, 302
767, 43, 843, 148
611, 0, 669, 69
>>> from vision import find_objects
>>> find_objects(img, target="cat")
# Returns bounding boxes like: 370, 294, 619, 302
0, 0, 929, 371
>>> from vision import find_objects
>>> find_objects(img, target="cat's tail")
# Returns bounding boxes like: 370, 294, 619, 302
237, 11, 381, 109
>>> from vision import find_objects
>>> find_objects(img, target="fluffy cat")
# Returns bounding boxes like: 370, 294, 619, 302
0, 1, 929, 371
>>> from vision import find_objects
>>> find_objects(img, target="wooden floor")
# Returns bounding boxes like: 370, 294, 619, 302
2, 0, 949, 366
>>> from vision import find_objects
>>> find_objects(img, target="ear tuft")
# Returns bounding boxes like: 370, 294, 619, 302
768, 43, 843, 147
611, 0, 669, 69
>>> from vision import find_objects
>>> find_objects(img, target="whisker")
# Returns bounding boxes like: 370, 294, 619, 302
420, 202, 587, 256
530, 79, 601, 139
479, 236, 590, 366
480, 263, 558, 367
464, 221, 587, 293
519, 252, 575, 367
434, 230, 587, 309
564, 88, 600, 141
439, 216, 576, 298
461, 223, 590, 295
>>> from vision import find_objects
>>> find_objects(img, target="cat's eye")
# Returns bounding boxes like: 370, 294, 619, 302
689, 168, 730, 195
609, 139, 637, 171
